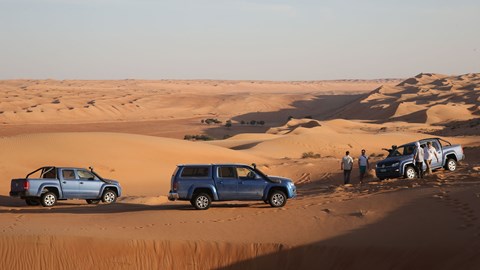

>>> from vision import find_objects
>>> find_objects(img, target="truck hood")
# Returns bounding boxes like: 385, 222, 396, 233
377, 155, 412, 167
103, 179, 120, 185
267, 176, 293, 184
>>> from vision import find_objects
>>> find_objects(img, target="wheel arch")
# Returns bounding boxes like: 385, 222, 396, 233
40, 186, 60, 198
265, 186, 288, 200
189, 185, 218, 201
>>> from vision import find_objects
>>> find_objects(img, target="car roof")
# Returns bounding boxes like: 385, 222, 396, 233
399, 137, 442, 147
177, 163, 250, 167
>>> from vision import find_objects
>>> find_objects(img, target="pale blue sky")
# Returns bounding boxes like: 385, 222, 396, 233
1, 0, 479, 80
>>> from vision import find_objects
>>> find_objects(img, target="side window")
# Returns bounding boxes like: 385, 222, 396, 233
236, 167, 259, 180
62, 170, 76, 180
404, 145, 415, 155
77, 170, 97, 180
218, 167, 236, 178
180, 167, 209, 178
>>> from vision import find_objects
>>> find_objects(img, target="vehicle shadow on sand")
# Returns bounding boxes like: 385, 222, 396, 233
0, 195, 275, 214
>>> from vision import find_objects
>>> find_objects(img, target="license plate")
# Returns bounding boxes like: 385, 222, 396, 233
380, 169, 387, 173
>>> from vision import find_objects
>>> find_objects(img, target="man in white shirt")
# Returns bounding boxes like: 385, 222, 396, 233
358, 149, 370, 183
413, 142, 425, 179
424, 141, 439, 175
341, 151, 354, 184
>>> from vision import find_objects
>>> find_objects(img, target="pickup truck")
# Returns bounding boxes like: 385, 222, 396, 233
375, 138, 465, 180
10, 166, 122, 207
168, 163, 296, 210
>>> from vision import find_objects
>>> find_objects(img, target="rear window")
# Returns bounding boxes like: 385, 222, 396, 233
180, 167, 209, 178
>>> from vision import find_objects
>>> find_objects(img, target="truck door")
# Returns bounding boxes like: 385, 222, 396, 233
431, 140, 443, 169
236, 166, 267, 200
60, 169, 79, 198
76, 169, 103, 199
215, 166, 239, 200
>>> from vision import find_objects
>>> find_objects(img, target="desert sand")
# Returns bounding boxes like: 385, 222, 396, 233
0, 74, 479, 269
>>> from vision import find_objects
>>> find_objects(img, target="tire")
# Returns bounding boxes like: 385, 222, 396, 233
25, 198, 40, 206
192, 193, 212, 210
101, 190, 117, 204
445, 158, 457, 172
268, 190, 287, 208
404, 166, 417, 179
86, 199, 100, 205
40, 192, 57, 207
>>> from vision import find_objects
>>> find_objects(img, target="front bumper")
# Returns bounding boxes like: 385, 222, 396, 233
168, 191, 179, 201
375, 167, 402, 179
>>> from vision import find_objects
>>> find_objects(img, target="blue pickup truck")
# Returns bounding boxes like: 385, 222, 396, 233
10, 166, 122, 207
375, 138, 465, 180
168, 163, 296, 210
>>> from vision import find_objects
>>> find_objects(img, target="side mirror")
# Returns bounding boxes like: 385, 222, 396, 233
89, 166, 94, 172
251, 163, 256, 169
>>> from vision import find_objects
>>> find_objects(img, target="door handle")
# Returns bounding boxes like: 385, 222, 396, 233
218, 181, 223, 184
62, 181, 66, 184
80, 182, 84, 184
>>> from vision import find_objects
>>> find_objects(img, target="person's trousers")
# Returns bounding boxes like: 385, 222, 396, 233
344, 169, 352, 184
425, 159, 432, 174
416, 161, 424, 178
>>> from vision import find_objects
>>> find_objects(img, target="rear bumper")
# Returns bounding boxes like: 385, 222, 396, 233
168, 191, 179, 201
9, 191, 26, 197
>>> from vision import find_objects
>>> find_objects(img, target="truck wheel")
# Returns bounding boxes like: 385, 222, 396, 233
86, 199, 100, 205
25, 198, 40, 206
40, 192, 57, 207
445, 158, 457, 171
404, 166, 417, 179
192, 193, 212, 210
269, 190, 287, 208
102, 190, 117, 204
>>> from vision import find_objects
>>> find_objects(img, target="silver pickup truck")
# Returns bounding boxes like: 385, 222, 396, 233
10, 166, 122, 207
375, 138, 465, 180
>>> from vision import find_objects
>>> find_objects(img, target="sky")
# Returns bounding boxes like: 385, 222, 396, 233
0, 0, 479, 80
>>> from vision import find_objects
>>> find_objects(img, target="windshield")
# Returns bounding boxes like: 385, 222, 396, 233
388, 144, 416, 157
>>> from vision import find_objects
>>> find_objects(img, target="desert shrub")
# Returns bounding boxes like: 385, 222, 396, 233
184, 134, 215, 141
203, 118, 222, 125
302, 152, 321, 159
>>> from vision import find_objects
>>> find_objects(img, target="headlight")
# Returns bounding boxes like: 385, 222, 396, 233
391, 162, 400, 167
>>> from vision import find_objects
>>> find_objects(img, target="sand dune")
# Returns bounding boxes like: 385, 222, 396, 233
335, 73, 479, 124
1, 75, 480, 269
0, 132, 264, 196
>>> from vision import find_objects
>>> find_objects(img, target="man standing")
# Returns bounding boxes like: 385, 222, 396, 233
413, 142, 424, 179
358, 149, 370, 183
424, 141, 439, 175
341, 151, 354, 185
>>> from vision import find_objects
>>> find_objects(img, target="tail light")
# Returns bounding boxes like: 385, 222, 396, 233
172, 180, 178, 191
24, 180, 30, 190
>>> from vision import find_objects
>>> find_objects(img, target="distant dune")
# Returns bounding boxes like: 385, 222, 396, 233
333, 73, 480, 124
